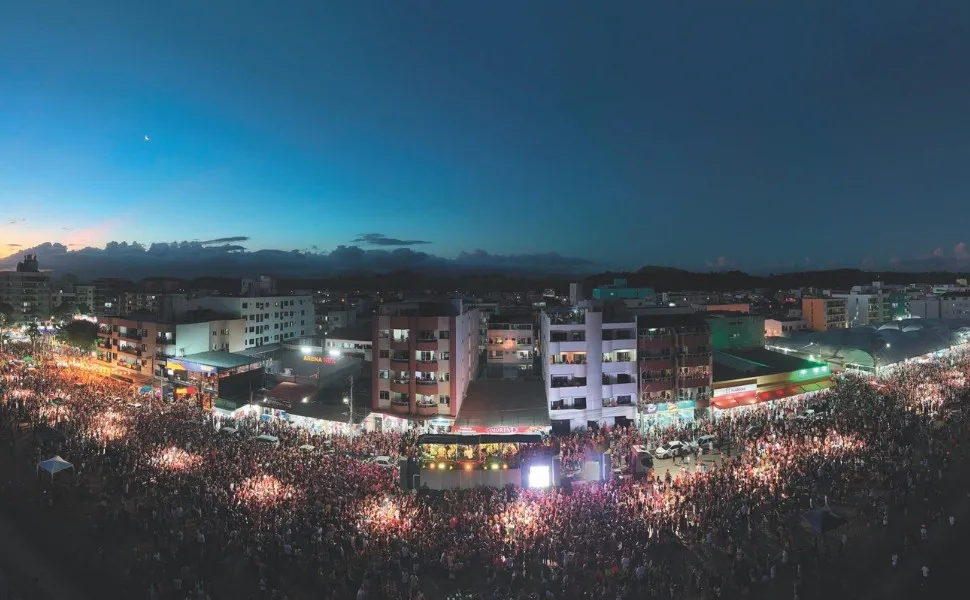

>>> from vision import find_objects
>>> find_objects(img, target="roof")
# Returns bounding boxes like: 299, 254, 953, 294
264, 381, 318, 404
487, 314, 534, 327
179, 351, 261, 369
327, 326, 373, 342
713, 348, 823, 383
454, 379, 549, 429
636, 313, 709, 329
236, 343, 283, 356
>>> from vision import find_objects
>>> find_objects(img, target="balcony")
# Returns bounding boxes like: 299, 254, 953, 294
121, 332, 143, 341
391, 337, 410, 350
678, 372, 711, 386
415, 337, 439, 351
156, 336, 175, 346
678, 352, 711, 367
416, 357, 437, 367
390, 400, 410, 415
416, 379, 437, 389
639, 354, 674, 369
551, 377, 586, 388
390, 379, 411, 394
603, 396, 635, 408
641, 376, 675, 393
390, 355, 410, 368
416, 402, 438, 416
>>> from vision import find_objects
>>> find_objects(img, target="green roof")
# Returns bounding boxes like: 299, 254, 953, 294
178, 351, 260, 369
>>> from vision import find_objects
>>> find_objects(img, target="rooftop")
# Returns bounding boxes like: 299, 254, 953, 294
713, 348, 823, 383
454, 379, 549, 429
636, 313, 710, 329
487, 314, 534, 327
380, 298, 460, 317
177, 351, 262, 370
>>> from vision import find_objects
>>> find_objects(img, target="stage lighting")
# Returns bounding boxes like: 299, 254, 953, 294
528, 465, 551, 489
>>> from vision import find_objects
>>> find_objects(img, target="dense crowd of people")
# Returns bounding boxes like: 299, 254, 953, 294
1, 342, 968, 600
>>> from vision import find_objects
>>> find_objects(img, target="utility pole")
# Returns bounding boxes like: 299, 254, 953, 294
347, 375, 355, 436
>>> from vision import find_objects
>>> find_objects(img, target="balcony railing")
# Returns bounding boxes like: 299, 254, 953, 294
603, 397, 635, 407
550, 378, 586, 388
416, 379, 437, 387
550, 356, 586, 365
121, 332, 143, 341
550, 400, 587, 411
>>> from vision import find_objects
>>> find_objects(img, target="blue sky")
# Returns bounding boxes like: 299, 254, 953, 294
2, 1, 970, 272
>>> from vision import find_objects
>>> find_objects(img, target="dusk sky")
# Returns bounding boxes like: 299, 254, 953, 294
2, 1, 970, 273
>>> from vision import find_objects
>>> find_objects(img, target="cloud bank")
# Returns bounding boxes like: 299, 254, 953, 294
350, 233, 431, 247
0, 239, 594, 279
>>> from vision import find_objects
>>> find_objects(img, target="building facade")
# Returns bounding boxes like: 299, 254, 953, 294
592, 278, 657, 308
0, 255, 51, 321
637, 314, 713, 425
832, 285, 892, 326
184, 295, 313, 349
74, 284, 96, 314
764, 317, 809, 338
372, 300, 480, 422
802, 298, 847, 331
703, 312, 765, 350
97, 315, 246, 382
486, 315, 534, 368
324, 327, 374, 362
909, 293, 970, 320
540, 309, 639, 431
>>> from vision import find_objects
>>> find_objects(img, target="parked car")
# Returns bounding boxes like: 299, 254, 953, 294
654, 441, 688, 459
368, 456, 397, 468
695, 435, 720, 453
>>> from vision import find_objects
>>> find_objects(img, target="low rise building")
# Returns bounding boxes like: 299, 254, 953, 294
703, 312, 765, 350
183, 295, 314, 349
324, 326, 374, 361
765, 317, 809, 338
711, 348, 832, 412
592, 278, 657, 308
909, 293, 970, 320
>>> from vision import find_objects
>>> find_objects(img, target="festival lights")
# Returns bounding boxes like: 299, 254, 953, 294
237, 475, 298, 505
154, 447, 203, 472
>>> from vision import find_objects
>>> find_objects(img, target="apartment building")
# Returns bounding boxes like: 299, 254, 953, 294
74, 284, 96, 314
372, 299, 480, 422
183, 295, 313, 349
910, 293, 970, 320
802, 298, 847, 331
540, 309, 639, 431
638, 314, 713, 422
486, 315, 534, 369
832, 284, 892, 327
96, 312, 246, 381
592, 278, 657, 308
122, 292, 161, 316
314, 305, 357, 334
324, 326, 374, 361
0, 255, 51, 321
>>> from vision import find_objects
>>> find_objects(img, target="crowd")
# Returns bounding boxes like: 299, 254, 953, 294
1, 342, 969, 600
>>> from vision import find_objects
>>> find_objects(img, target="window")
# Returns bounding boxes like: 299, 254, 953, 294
379, 391, 390, 400
212, 331, 217, 336
379, 350, 389, 359
440, 351, 450, 360
242, 302, 248, 309
379, 370, 389, 379
439, 330, 450, 340
439, 395, 451, 406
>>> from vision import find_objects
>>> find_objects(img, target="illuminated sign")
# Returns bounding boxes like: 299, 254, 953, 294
303, 355, 336, 365
451, 425, 550, 435
714, 384, 758, 397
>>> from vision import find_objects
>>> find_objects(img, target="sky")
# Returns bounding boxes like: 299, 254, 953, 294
2, 1, 970, 275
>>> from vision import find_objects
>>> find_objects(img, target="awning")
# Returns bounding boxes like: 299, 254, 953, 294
417, 434, 544, 445
711, 390, 759, 410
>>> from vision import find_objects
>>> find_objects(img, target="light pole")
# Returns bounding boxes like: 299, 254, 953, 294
343, 374, 354, 436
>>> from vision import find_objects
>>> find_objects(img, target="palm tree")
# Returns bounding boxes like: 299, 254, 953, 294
25, 321, 41, 354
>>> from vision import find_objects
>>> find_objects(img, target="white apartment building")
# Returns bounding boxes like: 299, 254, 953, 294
764, 317, 809, 338
486, 315, 534, 369
910, 293, 970, 320
540, 309, 638, 431
832, 284, 891, 327
184, 295, 313, 349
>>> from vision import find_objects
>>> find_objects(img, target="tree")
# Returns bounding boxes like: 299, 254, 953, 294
24, 321, 41, 353
51, 302, 78, 322
56, 320, 99, 351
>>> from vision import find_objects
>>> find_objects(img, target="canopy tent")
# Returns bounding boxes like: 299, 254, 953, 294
802, 507, 847, 535
37, 455, 74, 480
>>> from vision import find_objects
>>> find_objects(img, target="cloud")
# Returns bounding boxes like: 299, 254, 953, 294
351, 233, 431, 247
705, 256, 733, 270
5, 243, 22, 247
891, 242, 970, 271
0, 240, 594, 279
199, 236, 250, 245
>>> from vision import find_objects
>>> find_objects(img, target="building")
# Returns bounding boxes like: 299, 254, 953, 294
802, 297, 847, 331
0, 254, 51, 321
592, 278, 657, 308
637, 314, 713, 425
832, 284, 892, 327
314, 306, 357, 334
183, 295, 314, 349
710, 348, 832, 412
96, 312, 247, 382
540, 308, 639, 431
764, 317, 809, 338
74, 284, 96, 314
122, 292, 161, 316
93, 278, 131, 316
909, 293, 970, 320
703, 312, 765, 350
324, 326, 374, 361
486, 315, 534, 369
694, 303, 751, 313
372, 299, 480, 424
568, 282, 586, 306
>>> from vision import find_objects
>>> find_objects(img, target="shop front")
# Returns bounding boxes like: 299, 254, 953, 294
639, 400, 697, 428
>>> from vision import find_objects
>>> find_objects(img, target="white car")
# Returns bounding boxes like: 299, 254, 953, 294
369, 456, 396, 468
654, 441, 688, 459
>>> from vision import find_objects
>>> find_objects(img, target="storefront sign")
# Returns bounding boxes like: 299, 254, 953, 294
714, 383, 757, 397
643, 400, 696, 414
451, 425, 549, 435
303, 355, 336, 365
167, 358, 218, 374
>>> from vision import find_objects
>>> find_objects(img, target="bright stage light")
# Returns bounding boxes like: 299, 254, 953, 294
528, 465, 551, 489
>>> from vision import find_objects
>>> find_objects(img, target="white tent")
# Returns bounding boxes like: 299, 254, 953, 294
37, 455, 74, 480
